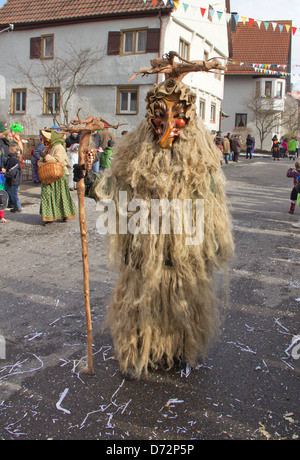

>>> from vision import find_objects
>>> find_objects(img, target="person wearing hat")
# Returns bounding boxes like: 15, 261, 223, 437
38, 129, 77, 224
99, 125, 116, 149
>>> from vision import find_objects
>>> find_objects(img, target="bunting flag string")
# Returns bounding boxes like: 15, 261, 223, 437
144, 0, 300, 38
227, 60, 300, 77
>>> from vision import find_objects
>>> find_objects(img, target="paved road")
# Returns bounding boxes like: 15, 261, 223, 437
0, 157, 299, 442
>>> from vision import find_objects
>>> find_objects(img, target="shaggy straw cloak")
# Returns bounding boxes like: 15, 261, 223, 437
88, 85, 234, 378
89, 122, 234, 377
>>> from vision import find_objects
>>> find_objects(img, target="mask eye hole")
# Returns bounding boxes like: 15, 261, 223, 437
174, 112, 185, 119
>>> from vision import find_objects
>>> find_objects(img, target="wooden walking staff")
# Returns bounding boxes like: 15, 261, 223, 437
59, 109, 124, 375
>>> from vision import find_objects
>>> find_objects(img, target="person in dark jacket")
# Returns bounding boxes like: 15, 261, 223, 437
246, 134, 254, 159
31, 136, 45, 183
65, 132, 80, 148
0, 129, 13, 169
272, 135, 280, 161
232, 135, 242, 162
3, 141, 22, 212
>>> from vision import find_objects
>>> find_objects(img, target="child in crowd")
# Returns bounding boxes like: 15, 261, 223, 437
290, 175, 300, 216
287, 161, 300, 214
0, 171, 7, 223
100, 140, 114, 171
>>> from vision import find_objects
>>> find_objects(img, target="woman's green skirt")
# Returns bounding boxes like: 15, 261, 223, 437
40, 174, 77, 222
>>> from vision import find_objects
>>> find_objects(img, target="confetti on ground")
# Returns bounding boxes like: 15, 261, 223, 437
56, 388, 71, 415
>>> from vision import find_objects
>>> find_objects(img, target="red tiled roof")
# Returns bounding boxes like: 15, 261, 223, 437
226, 21, 292, 76
0, 0, 172, 26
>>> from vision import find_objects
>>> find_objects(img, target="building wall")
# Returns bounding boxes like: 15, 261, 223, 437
0, 6, 229, 135
222, 75, 286, 148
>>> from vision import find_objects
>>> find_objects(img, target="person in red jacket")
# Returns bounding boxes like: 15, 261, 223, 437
287, 161, 300, 214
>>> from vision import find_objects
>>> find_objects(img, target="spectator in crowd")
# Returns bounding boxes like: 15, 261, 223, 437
287, 160, 300, 214
231, 135, 242, 162
65, 132, 80, 148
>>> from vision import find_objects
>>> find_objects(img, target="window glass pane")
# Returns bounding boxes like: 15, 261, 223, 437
120, 92, 128, 111
210, 104, 215, 121
130, 92, 137, 112
15, 92, 20, 111
265, 81, 272, 97
137, 31, 146, 52
21, 91, 26, 111
199, 100, 205, 119
236, 114, 247, 127
44, 37, 53, 57
276, 82, 283, 98
124, 32, 134, 53
47, 92, 53, 112
54, 91, 60, 111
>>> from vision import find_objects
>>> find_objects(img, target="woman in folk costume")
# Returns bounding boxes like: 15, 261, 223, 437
39, 129, 77, 223
79, 53, 234, 379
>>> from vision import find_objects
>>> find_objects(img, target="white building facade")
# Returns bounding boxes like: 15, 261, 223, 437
0, 0, 230, 136
222, 74, 287, 149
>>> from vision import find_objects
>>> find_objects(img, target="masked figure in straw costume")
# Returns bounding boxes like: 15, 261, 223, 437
77, 52, 234, 379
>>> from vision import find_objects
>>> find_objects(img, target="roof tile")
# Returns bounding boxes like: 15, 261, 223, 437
227, 21, 292, 76
0, 0, 171, 25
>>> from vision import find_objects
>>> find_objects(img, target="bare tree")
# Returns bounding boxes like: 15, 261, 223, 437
244, 95, 284, 149
282, 95, 299, 137
14, 43, 104, 125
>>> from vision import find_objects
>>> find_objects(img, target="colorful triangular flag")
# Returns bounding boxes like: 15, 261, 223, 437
285, 24, 291, 33
217, 11, 223, 21
172, 1, 180, 10
200, 7, 206, 17
279, 24, 283, 33
249, 18, 254, 27
264, 21, 269, 30
241, 16, 247, 25
182, 3, 189, 12
292, 27, 297, 35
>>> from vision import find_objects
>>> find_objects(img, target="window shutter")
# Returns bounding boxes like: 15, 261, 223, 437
107, 31, 121, 55
30, 37, 41, 59
146, 28, 160, 53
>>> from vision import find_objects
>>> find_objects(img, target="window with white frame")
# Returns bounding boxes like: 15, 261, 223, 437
265, 81, 272, 98
210, 103, 216, 123
11, 89, 26, 114
276, 81, 283, 98
199, 98, 205, 120
44, 88, 60, 114
42, 35, 54, 59
122, 29, 147, 55
117, 87, 138, 114
179, 38, 190, 61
